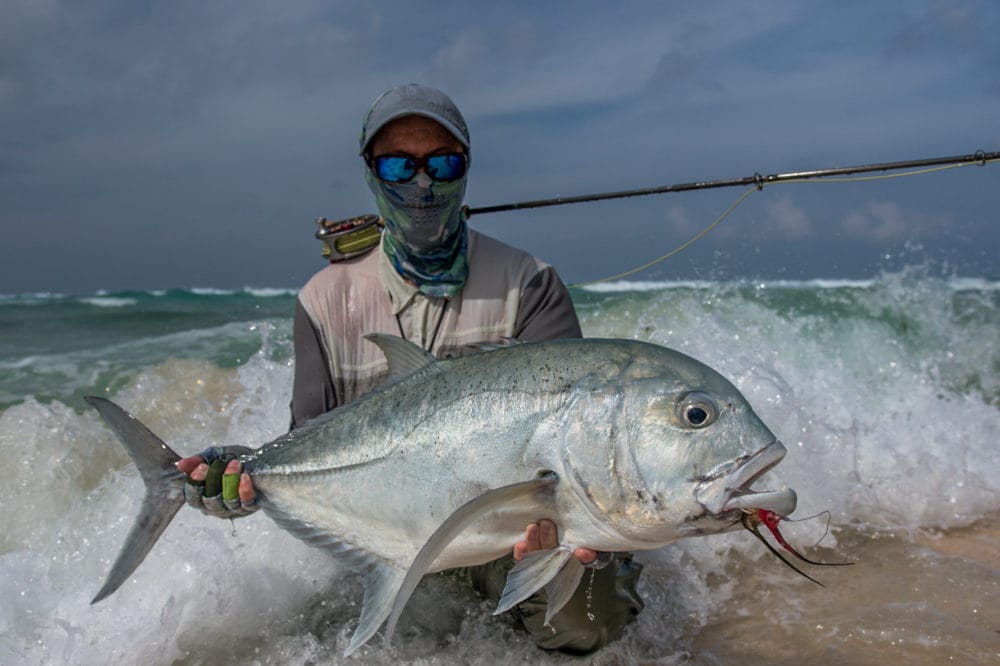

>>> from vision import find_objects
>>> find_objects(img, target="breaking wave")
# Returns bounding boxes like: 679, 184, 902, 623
1, 269, 997, 663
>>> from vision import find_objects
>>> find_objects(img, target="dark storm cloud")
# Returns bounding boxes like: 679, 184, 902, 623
1, 0, 998, 294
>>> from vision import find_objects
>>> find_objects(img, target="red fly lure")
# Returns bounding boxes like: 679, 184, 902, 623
741, 508, 853, 586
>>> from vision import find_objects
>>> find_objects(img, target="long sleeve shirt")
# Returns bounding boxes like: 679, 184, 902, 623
289, 229, 641, 654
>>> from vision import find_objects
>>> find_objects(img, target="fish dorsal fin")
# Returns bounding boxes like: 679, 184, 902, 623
494, 547, 578, 617
364, 333, 436, 381
383, 474, 560, 649
258, 497, 404, 656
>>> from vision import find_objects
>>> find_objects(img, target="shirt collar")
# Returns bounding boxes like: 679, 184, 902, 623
377, 238, 420, 315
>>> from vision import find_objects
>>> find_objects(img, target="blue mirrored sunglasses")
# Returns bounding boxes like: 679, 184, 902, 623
371, 153, 467, 183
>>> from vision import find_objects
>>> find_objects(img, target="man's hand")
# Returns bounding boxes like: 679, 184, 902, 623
513, 519, 598, 566
178, 451, 258, 518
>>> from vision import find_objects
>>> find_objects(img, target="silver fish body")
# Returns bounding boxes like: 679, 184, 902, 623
87, 335, 795, 655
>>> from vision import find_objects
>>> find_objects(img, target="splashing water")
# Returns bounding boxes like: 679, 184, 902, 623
1, 273, 997, 664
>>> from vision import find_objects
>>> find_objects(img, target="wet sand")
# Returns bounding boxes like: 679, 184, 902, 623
685, 514, 1000, 665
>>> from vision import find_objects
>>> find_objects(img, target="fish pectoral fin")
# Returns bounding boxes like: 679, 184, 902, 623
495, 546, 579, 618
541, 552, 585, 626
383, 474, 559, 649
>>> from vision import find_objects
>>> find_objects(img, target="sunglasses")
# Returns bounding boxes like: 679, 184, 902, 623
371, 153, 468, 183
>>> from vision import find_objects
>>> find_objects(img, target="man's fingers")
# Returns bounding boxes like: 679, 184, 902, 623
538, 519, 558, 549
524, 523, 541, 551
221, 460, 244, 501
238, 473, 255, 503
204, 458, 228, 497
513, 522, 540, 561
513, 521, 599, 565
177, 456, 205, 475
179, 451, 258, 518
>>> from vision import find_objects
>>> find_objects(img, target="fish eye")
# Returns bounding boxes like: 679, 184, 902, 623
678, 392, 718, 428
686, 405, 709, 425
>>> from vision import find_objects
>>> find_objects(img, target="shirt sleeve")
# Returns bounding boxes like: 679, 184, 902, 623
290, 298, 338, 430
514, 266, 583, 341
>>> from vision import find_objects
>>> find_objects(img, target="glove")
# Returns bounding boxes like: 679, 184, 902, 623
182, 446, 259, 518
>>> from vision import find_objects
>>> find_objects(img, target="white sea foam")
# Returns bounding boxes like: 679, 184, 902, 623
0, 292, 68, 304
580, 279, 718, 292
580, 275, 996, 294
758, 277, 875, 289
77, 297, 138, 308
192, 287, 235, 296
244, 286, 299, 297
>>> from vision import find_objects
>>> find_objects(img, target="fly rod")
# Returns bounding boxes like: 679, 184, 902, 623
315, 149, 997, 262
461, 149, 998, 219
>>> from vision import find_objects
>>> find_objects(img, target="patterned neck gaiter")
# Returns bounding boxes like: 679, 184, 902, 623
365, 168, 469, 298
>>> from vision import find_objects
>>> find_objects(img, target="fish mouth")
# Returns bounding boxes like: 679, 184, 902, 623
694, 440, 797, 517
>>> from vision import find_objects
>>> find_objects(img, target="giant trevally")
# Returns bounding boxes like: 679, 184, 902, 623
87, 335, 797, 655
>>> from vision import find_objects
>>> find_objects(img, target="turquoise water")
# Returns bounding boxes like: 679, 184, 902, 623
1, 272, 998, 664
0, 288, 297, 408
4, 275, 996, 412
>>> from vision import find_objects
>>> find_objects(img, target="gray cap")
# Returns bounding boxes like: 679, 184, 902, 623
359, 84, 470, 156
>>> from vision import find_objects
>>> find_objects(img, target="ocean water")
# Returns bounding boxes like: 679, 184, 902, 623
1, 271, 998, 665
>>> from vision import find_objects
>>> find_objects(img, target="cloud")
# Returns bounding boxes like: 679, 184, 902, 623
643, 48, 726, 99
417, 4, 797, 119
661, 192, 812, 243
886, 0, 983, 57
2, 0, 999, 293
840, 200, 956, 242
421, 23, 657, 119
664, 204, 700, 236
762, 195, 812, 238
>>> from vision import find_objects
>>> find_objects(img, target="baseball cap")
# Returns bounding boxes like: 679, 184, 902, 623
359, 84, 470, 156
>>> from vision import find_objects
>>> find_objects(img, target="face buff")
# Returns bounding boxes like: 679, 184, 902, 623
366, 168, 469, 298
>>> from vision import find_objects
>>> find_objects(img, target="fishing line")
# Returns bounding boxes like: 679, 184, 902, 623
570, 186, 757, 288
459, 150, 999, 288
777, 509, 835, 549
570, 161, 997, 288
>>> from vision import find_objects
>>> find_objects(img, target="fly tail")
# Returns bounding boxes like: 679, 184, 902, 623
85, 396, 187, 603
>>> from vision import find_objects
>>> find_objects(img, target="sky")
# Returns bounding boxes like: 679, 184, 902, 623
2, 0, 998, 294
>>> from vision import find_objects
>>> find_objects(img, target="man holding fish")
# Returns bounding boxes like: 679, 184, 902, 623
177, 84, 644, 654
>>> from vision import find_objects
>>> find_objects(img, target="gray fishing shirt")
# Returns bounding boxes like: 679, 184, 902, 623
291, 229, 581, 426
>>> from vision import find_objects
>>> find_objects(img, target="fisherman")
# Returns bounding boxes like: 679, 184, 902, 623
177, 84, 643, 654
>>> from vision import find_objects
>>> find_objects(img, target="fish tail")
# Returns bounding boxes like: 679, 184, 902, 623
85, 396, 187, 603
